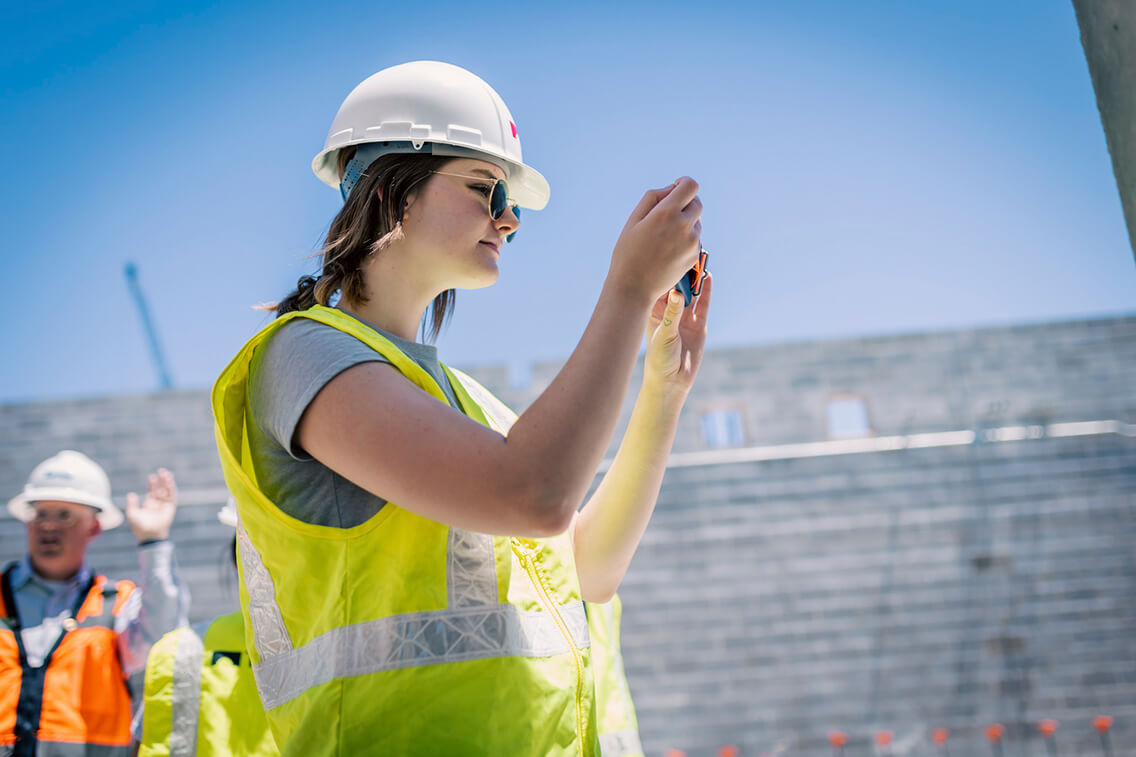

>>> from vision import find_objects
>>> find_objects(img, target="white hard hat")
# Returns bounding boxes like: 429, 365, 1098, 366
312, 61, 550, 210
7, 450, 123, 530
217, 496, 238, 528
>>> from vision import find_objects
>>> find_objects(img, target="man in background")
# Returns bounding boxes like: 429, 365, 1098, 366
1, 450, 190, 756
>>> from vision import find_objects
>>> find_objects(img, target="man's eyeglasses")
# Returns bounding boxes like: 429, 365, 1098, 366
431, 171, 520, 242
31, 507, 85, 527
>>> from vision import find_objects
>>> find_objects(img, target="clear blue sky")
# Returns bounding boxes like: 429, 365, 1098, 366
2, 1, 1132, 402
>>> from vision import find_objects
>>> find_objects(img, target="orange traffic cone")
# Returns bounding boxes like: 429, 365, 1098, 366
1093, 716, 1114, 757
1038, 720, 1059, 757
931, 728, 950, 756
985, 723, 1005, 757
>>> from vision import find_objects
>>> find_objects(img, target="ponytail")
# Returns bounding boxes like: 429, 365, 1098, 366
275, 275, 319, 317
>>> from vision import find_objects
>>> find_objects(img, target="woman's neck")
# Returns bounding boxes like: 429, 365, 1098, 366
340, 242, 445, 342
338, 298, 424, 343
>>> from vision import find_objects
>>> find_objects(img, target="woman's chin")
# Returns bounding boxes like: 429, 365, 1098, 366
457, 264, 499, 290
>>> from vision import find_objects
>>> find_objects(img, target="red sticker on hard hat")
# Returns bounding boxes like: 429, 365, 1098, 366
510, 121, 518, 138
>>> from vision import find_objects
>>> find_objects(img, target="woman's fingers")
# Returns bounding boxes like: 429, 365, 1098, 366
653, 286, 675, 313
628, 183, 680, 224
652, 177, 700, 215
611, 176, 704, 302
691, 272, 713, 322
680, 194, 703, 222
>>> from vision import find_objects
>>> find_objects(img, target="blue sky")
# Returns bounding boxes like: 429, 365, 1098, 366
1, 1, 1132, 402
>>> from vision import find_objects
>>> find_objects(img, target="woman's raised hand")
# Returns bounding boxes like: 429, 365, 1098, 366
644, 272, 713, 402
608, 177, 703, 305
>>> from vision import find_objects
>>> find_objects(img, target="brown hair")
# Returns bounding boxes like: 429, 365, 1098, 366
275, 148, 455, 341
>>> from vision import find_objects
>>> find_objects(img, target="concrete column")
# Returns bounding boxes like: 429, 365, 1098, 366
1072, 0, 1136, 263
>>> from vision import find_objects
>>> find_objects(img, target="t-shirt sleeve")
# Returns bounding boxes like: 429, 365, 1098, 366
249, 318, 390, 460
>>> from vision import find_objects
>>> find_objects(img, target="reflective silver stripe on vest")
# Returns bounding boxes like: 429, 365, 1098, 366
237, 521, 293, 661
169, 621, 208, 757
600, 729, 644, 757
26, 743, 132, 756
253, 598, 590, 709
447, 528, 499, 608
242, 518, 589, 709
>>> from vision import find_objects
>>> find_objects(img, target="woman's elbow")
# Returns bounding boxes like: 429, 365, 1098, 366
505, 478, 578, 537
580, 582, 617, 604
524, 496, 578, 538
577, 552, 620, 602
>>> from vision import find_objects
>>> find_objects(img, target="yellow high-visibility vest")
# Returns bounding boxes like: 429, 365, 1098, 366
211, 305, 599, 756
139, 611, 278, 757
588, 596, 644, 757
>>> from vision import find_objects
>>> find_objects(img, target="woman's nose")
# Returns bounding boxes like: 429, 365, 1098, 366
496, 204, 520, 241
495, 203, 518, 229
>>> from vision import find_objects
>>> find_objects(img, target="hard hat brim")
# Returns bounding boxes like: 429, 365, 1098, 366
8, 488, 124, 530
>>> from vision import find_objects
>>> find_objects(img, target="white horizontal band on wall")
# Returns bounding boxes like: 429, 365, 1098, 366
113, 486, 231, 509
597, 419, 1135, 473
164, 420, 1134, 505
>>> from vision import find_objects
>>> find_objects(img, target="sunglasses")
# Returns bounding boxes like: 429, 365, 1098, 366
432, 171, 521, 242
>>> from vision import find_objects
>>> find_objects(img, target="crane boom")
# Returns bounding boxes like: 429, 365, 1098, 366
124, 262, 173, 390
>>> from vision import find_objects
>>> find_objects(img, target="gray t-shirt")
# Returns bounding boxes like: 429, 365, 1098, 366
247, 308, 461, 528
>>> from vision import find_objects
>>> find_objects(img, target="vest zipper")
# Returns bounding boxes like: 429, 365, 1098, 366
512, 539, 586, 757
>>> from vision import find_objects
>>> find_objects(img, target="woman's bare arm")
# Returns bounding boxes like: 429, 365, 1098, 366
297, 179, 703, 536
572, 275, 712, 601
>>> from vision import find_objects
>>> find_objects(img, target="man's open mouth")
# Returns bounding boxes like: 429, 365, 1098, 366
37, 535, 62, 552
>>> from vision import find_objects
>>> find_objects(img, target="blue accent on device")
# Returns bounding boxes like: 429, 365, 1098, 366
674, 246, 709, 307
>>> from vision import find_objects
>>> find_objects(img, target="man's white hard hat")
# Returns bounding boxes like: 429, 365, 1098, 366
312, 60, 550, 210
7, 450, 123, 530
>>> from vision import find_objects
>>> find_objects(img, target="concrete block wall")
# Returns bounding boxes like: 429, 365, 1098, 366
1, 313, 1134, 755
619, 436, 1135, 756
462, 314, 1136, 455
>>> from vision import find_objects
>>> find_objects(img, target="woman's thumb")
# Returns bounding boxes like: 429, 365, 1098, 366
660, 290, 684, 337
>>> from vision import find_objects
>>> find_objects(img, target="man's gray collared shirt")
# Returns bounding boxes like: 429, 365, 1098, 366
6, 541, 189, 672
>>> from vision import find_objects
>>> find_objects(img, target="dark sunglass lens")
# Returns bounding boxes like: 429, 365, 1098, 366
490, 181, 508, 220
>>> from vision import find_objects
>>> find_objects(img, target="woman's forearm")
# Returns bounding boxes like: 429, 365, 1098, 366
495, 180, 703, 534
503, 279, 658, 532
571, 377, 685, 601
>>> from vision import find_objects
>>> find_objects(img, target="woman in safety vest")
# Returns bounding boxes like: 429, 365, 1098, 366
212, 60, 711, 756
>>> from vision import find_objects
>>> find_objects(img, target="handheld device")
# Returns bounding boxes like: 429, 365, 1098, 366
674, 246, 709, 307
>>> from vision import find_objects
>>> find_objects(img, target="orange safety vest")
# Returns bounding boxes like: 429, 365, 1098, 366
0, 563, 136, 756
